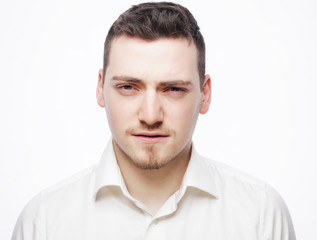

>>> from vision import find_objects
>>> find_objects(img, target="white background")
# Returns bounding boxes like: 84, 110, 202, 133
1, 0, 316, 239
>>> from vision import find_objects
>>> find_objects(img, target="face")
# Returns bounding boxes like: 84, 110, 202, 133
97, 36, 211, 170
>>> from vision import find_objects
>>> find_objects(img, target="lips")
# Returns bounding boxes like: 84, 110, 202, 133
132, 132, 169, 143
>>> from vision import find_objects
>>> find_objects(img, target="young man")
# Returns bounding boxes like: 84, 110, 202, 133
12, 2, 296, 239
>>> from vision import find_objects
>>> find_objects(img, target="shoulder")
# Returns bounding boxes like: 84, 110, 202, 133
199, 155, 296, 239
41, 164, 97, 197
199, 155, 267, 192
12, 165, 97, 240
200, 155, 287, 208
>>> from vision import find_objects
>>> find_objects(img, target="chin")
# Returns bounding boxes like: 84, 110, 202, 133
130, 152, 170, 170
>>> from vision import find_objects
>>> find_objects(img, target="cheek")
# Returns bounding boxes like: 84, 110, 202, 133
105, 94, 126, 131
104, 92, 138, 132
166, 98, 201, 130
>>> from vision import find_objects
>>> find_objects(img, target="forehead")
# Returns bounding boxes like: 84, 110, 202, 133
106, 36, 199, 83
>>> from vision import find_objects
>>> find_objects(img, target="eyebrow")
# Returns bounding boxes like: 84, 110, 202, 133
160, 81, 192, 87
111, 76, 141, 83
111, 75, 192, 86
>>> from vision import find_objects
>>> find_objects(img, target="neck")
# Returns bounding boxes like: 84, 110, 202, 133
113, 142, 191, 215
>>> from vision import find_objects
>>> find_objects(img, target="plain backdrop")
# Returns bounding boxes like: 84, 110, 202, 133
1, 0, 316, 239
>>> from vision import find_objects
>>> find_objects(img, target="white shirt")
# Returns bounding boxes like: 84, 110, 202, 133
12, 141, 296, 240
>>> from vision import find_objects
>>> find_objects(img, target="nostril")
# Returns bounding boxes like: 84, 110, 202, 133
139, 121, 163, 130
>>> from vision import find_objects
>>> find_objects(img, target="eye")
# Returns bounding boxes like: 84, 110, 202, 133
165, 87, 187, 93
163, 86, 187, 98
116, 84, 138, 95
169, 87, 185, 92
120, 85, 133, 90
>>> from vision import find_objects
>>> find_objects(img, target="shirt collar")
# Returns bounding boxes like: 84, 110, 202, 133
179, 144, 219, 199
94, 140, 219, 199
94, 140, 124, 198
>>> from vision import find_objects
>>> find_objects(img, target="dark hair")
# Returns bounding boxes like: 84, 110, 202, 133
103, 2, 205, 89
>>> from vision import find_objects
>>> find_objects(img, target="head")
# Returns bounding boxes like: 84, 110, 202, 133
97, 2, 211, 170
102, 2, 206, 90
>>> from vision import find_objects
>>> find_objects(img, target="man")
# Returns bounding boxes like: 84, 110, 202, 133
12, 2, 296, 239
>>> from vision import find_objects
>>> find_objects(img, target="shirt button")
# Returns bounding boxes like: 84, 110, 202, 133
153, 219, 159, 225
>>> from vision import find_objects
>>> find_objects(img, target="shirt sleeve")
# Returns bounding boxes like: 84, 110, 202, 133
260, 184, 296, 240
11, 194, 46, 240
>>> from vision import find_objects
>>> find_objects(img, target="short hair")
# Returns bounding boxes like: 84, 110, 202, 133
102, 2, 206, 89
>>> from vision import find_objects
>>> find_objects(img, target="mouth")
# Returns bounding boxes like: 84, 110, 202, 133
132, 133, 169, 144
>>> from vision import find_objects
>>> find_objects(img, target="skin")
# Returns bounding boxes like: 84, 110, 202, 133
97, 36, 211, 214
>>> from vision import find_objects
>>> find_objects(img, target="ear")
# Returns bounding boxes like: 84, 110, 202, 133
96, 69, 105, 108
200, 74, 211, 114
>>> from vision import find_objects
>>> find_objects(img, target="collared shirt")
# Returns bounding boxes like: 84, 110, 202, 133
12, 141, 296, 240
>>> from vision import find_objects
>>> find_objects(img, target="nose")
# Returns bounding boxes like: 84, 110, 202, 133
138, 90, 163, 126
